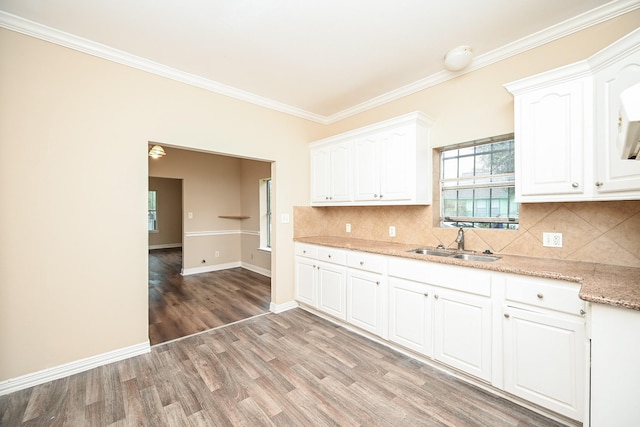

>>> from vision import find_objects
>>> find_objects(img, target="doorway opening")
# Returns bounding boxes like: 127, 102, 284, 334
148, 145, 274, 345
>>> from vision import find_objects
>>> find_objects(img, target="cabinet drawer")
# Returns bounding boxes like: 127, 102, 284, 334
317, 247, 347, 265
505, 276, 584, 315
347, 251, 385, 274
295, 243, 318, 258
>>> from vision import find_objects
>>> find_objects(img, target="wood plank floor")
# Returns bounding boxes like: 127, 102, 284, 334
148, 248, 271, 345
0, 309, 567, 426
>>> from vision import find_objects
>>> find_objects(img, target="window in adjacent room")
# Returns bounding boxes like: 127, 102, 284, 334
148, 190, 158, 232
259, 178, 272, 250
439, 134, 518, 229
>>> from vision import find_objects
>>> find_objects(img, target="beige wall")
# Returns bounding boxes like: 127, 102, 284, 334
0, 28, 323, 381
148, 177, 183, 248
1, 9, 639, 383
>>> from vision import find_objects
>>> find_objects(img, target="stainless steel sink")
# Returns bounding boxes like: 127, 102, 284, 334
409, 248, 453, 257
409, 248, 501, 262
449, 253, 500, 262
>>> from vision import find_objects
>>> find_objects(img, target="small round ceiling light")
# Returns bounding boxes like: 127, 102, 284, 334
444, 45, 473, 71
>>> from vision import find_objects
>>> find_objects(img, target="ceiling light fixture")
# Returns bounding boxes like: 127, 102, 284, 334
148, 145, 166, 159
444, 45, 473, 71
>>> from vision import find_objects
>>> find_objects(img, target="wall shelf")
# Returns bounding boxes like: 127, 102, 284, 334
218, 215, 250, 219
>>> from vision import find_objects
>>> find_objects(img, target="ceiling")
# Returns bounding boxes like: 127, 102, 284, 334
0, 0, 636, 123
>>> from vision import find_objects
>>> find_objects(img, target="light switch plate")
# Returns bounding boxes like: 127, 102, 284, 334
389, 226, 396, 237
281, 213, 290, 223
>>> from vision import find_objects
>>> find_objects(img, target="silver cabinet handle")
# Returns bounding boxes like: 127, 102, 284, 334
595, 182, 603, 187
360, 261, 364, 266
376, 281, 380, 285
572, 182, 579, 188
423, 293, 429, 297
536, 293, 544, 299
374, 194, 378, 198
504, 313, 510, 319
328, 254, 331, 258
434, 295, 439, 299
580, 309, 586, 316
380, 194, 383, 198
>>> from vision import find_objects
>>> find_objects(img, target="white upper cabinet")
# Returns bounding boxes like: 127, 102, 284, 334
310, 140, 352, 204
505, 28, 640, 202
593, 37, 640, 197
309, 112, 432, 206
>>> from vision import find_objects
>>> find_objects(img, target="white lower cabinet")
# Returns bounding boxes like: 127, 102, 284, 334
317, 261, 347, 320
503, 307, 586, 422
294, 243, 590, 422
347, 269, 386, 337
388, 277, 433, 356
433, 288, 492, 382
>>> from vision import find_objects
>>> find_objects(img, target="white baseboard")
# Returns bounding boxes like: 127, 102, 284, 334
0, 341, 150, 396
270, 300, 298, 314
149, 243, 182, 250
182, 261, 241, 276
240, 262, 271, 278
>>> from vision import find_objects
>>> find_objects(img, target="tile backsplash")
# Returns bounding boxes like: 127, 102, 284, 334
293, 201, 640, 268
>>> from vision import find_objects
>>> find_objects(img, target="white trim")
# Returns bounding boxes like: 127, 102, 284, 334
270, 300, 298, 314
242, 230, 260, 236
1, 3, 637, 124
0, 341, 150, 396
240, 262, 271, 278
185, 230, 241, 237
149, 243, 182, 250
0, 12, 326, 124
182, 261, 241, 276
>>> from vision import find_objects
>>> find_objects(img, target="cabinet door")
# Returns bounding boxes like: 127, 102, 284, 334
433, 288, 492, 381
503, 307, 585, 422
516, 79, 588, 200
594, 48, 640, 197
353, 134, 381, 201
310, 147, 330, 203
380, 125, 414, 201
347, 269, 385, 337
295, 257, 317, 307
388, 277, 432, 357
317, 262, 347, 320
329, 142, 352, 202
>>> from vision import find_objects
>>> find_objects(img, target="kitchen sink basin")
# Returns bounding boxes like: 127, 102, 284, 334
449, 253, 500, 262
408, 248, 453, 257
409, 248, 501, 262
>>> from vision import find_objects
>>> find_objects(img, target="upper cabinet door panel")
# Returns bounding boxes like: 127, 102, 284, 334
516, 79, 588, 199
594, 49, 640, 196
380, 125, 415, 201
353, 134, 381, 201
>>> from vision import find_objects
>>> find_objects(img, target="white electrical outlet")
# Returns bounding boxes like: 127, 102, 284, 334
346, 223, 351, 233
389, 226, 396, 237
215, 251, 220, 257
543, 232, 563, 248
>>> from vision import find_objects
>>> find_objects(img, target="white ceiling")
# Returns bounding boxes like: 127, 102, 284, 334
0, 0, 636, 122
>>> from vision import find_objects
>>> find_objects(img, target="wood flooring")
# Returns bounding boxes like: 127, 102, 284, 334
0, 309, 567, 426
148, 248, 271, 345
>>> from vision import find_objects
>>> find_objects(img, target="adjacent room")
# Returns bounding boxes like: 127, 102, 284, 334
148, 147, 273, 344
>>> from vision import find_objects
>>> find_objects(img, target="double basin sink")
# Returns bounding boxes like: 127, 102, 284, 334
409, 248, 500, 262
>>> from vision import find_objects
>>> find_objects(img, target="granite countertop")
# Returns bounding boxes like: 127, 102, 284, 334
295, 236, 640, 311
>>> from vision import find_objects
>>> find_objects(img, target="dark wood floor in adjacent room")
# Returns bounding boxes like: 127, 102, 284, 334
148, 248, 272, 345
0, 309, 566, 426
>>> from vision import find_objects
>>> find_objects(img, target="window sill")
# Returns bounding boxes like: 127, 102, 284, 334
257, 247, 271, 253
149, 230, 160, 234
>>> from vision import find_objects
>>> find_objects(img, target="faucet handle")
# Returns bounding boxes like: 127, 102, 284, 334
437, 244, 445, 249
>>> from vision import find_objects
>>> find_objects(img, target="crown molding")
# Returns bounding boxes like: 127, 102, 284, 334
1, 0, 638, 126
326, 0, 640, 123
0, 11, 328, 124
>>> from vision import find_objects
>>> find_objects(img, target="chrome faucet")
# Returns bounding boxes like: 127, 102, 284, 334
456, 228, 465, 251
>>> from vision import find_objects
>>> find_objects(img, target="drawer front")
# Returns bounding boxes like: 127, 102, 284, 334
347, 251, 385, 274
388, 257, 490, 296
317, 247, 347, 265
505, 275, 584, 315
296, 243, 318, 258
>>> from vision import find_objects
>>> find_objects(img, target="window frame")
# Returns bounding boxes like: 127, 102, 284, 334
439, 134, 518, 229
259, 178, 272, 250
148, 190, 159, 232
